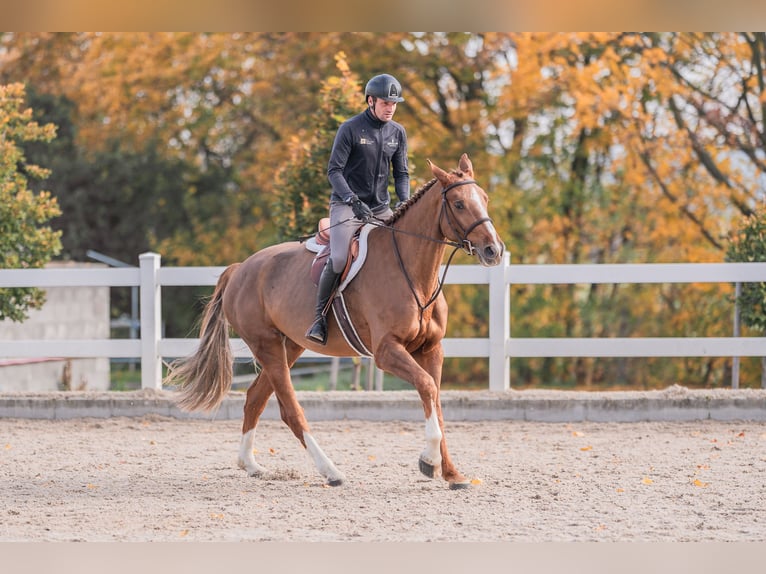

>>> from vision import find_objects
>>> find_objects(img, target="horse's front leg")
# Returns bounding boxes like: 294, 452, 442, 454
411, 344, 471, 489
374, 337, 470, 489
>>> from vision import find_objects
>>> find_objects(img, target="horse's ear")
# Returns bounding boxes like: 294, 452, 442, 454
428, 158, 450, 183
458, 153, 474, 177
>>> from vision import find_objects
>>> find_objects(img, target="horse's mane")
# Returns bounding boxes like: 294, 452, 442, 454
383, 168, 467, 226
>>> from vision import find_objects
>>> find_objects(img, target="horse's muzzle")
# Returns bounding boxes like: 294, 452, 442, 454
477, 240, 505, 267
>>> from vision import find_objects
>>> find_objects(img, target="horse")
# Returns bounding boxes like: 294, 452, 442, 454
164, 153, 506, 489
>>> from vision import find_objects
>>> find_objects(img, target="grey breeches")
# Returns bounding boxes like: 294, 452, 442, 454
328, 201, 393, 273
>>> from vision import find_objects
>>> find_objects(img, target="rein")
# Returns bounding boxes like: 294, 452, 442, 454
386, 178, 493, 321
295, 178, 492, 323
390, 229, 463, 321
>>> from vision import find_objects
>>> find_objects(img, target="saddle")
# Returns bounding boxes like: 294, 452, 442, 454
304, 218, 375, 357
305, 218, 371, 289
306, 218, 355, 285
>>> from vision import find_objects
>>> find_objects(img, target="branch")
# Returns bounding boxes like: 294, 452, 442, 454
637, 146, 725, 251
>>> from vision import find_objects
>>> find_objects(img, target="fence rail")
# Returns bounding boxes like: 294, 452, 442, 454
2, 252, 766, 391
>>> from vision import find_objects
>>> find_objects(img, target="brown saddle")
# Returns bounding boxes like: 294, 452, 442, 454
310, 217, 361, 286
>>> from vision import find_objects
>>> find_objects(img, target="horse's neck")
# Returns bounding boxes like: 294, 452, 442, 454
390, 196, 447, 287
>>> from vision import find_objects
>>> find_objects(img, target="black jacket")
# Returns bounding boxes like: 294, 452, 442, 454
327, 108, 409, 210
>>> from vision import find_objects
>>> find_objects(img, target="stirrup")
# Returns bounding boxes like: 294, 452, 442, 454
306, 316, 328, 345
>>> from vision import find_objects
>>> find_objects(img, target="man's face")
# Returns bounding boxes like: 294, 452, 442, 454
370, 98, 397, 122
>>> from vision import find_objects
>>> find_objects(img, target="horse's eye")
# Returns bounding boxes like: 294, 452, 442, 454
454, 200, 465, 210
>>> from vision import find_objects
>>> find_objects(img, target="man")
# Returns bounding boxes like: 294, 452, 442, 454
305, 73, 410, 345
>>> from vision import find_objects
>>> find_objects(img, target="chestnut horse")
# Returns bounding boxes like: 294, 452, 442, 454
165, 153, 505, 489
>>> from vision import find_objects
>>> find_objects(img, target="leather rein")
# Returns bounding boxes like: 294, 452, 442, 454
388, 178, 493, 320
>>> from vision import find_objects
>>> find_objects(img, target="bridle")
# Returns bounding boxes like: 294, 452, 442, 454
438, 179, 493, 257
390, 177, 494, 320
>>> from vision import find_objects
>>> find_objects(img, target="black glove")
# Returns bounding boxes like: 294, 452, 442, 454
348, 197, 373, 222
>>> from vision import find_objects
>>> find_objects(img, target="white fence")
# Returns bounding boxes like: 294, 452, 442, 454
2, 251, 766, 391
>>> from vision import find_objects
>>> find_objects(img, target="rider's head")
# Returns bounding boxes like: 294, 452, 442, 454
364, 74, 404, 122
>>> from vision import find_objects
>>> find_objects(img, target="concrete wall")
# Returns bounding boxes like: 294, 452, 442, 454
0, 262, 110, 391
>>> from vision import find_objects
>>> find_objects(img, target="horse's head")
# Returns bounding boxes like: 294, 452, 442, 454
428, 153, 506, 267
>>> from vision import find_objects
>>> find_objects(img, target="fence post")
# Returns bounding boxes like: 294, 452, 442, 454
139, 252, 162, 390
732, 282, 741, 389
488, 252, 510, 391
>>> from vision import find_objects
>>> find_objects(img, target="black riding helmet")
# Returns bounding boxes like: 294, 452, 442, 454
364, 74, 405, 103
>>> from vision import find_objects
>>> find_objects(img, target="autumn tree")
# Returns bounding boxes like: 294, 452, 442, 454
486, 33, 766, 388
4, 33, 764, 388
0, 83, 61, 322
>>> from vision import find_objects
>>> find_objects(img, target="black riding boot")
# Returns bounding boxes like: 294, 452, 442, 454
305, 264, 341, 345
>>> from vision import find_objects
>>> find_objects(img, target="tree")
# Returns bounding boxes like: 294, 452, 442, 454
0, 83, 61, 321
5, 33, 764, 388
486, 33, 766, 388
21, 88, 235, 335
273, 52, 362, 240
727, 207, 766, 387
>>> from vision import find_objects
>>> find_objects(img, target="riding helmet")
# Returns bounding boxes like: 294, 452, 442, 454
364, 74, 405, 103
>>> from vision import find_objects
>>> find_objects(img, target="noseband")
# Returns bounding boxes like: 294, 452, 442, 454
440, 179, 493, 256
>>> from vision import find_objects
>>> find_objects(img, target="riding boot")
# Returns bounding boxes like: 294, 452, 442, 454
305, 264, 341, 345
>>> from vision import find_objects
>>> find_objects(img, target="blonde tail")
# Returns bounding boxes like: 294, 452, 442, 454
164, 264, 240, 412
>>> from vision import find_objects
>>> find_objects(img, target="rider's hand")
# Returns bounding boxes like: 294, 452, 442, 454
348, 197, 373, 222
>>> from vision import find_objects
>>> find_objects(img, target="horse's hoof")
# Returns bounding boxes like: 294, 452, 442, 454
419, 458, 436, 478
327, 478, 344, 487
449, 480, 472, 490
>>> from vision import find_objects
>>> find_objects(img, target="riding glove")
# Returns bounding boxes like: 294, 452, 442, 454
348, 196, 373, 222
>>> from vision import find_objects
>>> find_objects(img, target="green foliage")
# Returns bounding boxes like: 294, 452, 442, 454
273, 52, 362, 240
727, 207, 766, 333
21, 88, 234, 334
0, 83, 62, 322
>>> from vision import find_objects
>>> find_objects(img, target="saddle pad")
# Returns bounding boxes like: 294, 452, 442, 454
337, 223, 375, 292
305, 222, 375, 291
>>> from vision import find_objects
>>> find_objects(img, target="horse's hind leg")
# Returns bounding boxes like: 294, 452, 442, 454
238, 369, 274, 476
238, 339, 302, 477
251, 336, 346, 486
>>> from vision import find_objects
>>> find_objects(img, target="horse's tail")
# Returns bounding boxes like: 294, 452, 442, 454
165, 263, 240, 412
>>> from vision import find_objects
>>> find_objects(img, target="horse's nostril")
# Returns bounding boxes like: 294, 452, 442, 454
484, 246, 497, 259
